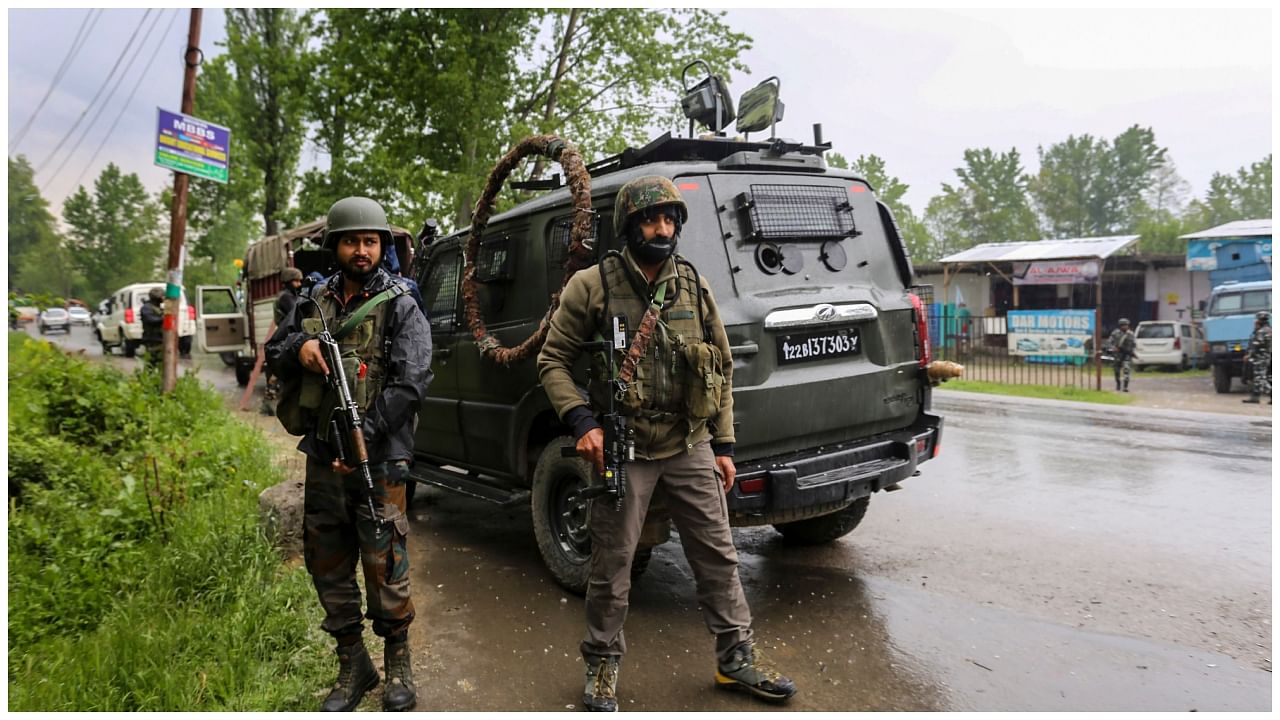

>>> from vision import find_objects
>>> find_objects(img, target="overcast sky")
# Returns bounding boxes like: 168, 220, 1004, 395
5, 7, 1272, 223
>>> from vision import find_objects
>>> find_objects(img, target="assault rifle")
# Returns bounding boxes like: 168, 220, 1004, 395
309, 302, 383, 537
562, 339, 634, 511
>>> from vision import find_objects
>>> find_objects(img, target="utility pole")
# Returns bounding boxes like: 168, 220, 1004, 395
162, 8, 202, 393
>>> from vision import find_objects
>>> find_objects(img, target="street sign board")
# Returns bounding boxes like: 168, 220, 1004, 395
154, 108, 229, 183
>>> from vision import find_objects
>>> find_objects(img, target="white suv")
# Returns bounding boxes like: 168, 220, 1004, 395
95, 283, 196, 357
1133, 320, 1206, 371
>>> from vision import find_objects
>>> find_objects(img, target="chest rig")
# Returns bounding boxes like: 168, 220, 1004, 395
297, 282, 408, 441
589, 252, 725, 423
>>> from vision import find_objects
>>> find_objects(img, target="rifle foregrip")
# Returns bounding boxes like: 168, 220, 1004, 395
350, 427, 369, 464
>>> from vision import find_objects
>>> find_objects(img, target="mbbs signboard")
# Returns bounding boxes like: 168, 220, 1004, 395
154, 108, 229, 183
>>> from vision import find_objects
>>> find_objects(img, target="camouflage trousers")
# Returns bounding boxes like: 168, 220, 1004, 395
582, 440, 753, 666
304, 456, 414, 640
1112, 358, 1132, 389
143, 342, 164, 370
1250, 349, 1272, 396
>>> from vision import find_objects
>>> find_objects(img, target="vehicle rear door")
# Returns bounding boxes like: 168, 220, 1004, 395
1136, 322, 1175, 358
196, 285, 248, 352
698, 172, 924, 459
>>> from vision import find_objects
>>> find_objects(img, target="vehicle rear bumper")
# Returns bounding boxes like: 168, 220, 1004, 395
727, 411, 942, 523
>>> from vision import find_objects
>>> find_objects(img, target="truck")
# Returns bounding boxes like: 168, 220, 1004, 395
1204, 279, 1272, 393
399, 67, 946, 593
194, 218, 417, 386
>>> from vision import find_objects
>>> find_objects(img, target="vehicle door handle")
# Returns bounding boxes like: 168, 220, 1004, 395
730, 342, 759, 357
435, 346, 453, 358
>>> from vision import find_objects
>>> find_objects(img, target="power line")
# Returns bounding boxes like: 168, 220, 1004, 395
69, 9, 181, 192
43, 8, 165, 191
10, 8, 101, 149
36, 8, 152, 177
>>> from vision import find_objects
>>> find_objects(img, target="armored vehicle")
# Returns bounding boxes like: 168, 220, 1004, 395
407, 70, 944, 593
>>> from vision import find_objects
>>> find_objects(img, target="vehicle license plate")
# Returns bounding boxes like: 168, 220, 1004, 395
777, 327, 861, 365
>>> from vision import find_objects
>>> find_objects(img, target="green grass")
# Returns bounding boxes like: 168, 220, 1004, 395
940, 379, 1136, 405
7, 332, 331, 710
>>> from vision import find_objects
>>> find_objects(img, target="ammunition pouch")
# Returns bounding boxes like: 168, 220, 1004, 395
683, 340, 724, 420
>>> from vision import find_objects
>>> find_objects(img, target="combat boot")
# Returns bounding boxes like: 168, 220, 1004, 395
321, 639, 379, 712
582, 655, 620, 712
715, 642, 797, 703
382, 637, 417, 711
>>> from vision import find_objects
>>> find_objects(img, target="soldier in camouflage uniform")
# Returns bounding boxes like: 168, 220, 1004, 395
262, 267, 305, 414
1243, 310, 1271, 404
266, 197, 433, 712
1106, 318, 1136, 392
539, 176, 797, 711
140, 286, 165, 370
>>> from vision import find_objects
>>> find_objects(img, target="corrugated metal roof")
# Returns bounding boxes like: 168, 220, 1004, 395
938, 235, 1140, 264
1179, 218, 1272, 240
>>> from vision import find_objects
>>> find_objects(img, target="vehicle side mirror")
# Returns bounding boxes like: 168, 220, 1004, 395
736, 77, 785, 138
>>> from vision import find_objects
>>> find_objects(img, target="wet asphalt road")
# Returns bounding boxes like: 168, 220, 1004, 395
29, 326, 1273, 710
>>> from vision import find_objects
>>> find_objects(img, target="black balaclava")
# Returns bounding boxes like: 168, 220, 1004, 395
626, 206, 681, 265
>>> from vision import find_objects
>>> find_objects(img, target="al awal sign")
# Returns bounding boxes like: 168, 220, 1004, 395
1011, 260, 1100, 285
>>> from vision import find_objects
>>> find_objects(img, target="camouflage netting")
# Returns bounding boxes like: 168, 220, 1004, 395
462, 134, 595, 366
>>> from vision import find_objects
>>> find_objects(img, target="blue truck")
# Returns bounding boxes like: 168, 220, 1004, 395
1205, 280, 1272, 393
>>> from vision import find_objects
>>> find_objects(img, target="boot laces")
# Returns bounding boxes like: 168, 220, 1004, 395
334, 649, 359, 691
386, 645, 412, 686
591, 660, 618, 699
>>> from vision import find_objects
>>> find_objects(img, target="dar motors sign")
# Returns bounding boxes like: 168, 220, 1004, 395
1007, 309, 1095, 361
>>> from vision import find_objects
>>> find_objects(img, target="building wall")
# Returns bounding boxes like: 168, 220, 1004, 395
914, 271, 990, 313
1144, 267, 1213, 322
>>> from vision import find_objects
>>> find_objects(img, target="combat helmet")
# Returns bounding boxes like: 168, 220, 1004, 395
323, 197, 392, 251
1256, 310, 1270, 324
148, 286, 164, 303
612, 176, 689, 238
1118, 318, 1130, 327
281, 267, 303, 282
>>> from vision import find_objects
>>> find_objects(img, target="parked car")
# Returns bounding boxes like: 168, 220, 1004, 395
66, 306, 92, 326
38, 307, 70, 334
1133, 320, 1206, 371
95, 283, 195, 357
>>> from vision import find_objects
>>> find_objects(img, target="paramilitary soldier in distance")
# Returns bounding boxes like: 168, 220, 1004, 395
140, 286, 165, 370
263, 267, 304, 414
1106, 318, 1136, 392
538, 176, 798, 711
266, 197, 433, 712
1243, 310, 1271, 404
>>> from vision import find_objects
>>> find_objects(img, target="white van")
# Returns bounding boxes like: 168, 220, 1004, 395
95, 283, 196, 357
1133, 320, 1207, 371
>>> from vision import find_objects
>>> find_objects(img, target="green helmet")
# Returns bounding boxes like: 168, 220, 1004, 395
612, 176, 688, 239
323, 196, 392, 251
148, 287, 164, 303
1118, 318, 1130, 327
1257, 311, 1270, 324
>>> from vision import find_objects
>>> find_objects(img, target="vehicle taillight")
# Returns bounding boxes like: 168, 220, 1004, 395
125, 308, 135, 324
187, 305, 196, 321
1173, 337, 1181, 350
737, 476, 766, 494
908, 293, 931, 368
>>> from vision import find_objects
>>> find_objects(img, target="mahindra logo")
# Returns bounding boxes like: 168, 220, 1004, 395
814, 304, 837, 321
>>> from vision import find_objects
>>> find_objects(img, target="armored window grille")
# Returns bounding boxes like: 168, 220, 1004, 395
424, 250, 461, 331
547, 214, 600, 270
475, 234, 514, 282
737, 184, 857, 241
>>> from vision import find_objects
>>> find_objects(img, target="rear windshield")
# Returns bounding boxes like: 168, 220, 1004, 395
1209, 289, 1270, 316
1137, 324, 1174, 339
43, 309, 68, 318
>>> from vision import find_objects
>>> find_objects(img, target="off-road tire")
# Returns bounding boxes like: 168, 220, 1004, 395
1213, 363, 1231, 393
235, 358, 254, 387
773, 496, 870, 545
219, 351, 239, 368
531, 437, 593, 594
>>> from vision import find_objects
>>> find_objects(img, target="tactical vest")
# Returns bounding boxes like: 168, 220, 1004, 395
291, 282, 407, 441
588, 254, 726, 423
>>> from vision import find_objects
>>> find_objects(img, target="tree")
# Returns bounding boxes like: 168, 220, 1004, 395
1185, 154, 1272, 228
62, 164, 164, 301
224, 9, 312, 236
8, 155, 61, 290
1029, 125, 1167, 237
940, 147, 1040, 248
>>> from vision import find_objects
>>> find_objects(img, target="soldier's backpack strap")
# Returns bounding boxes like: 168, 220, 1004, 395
674, 256, 711, 343
333, 284, 409, 340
